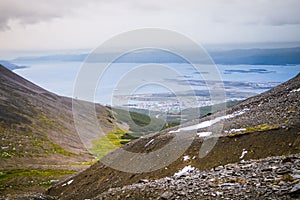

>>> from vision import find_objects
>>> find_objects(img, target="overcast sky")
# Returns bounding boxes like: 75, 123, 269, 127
0, 0, 300, 53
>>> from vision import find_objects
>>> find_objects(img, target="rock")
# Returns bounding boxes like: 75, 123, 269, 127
97, 154, 300, 199
160, 191, 173, 199
289, 184, 300, 197
214, 166, 224, 171
177, 191, 186, 196
138, 179, 149, 183
276, 167, 292, 175
261, 167, 273, 172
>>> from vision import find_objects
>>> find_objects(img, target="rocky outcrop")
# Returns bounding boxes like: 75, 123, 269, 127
99, 153, 300, 199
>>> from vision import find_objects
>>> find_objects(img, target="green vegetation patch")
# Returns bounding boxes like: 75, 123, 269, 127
80, 158, 99, 166
0, 152, 13, 158
0, 169, 76, 194
49, 142, 75, 157
91, 128, 131, 158
0, 169, 74, 182
228, 124, 280, 137
245, 124, 280, 133
113, 108, 165, 136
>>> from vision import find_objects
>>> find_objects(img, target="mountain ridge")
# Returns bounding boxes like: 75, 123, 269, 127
11, 47, 300, 65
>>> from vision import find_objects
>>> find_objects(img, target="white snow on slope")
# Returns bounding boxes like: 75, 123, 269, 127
290, 88, 300, 93
169, 109, 250, 133
183, 155, 190, 161
240, 149, 248, 159
174, 165, 195, 177
62, 179, 73, 187
145, 139, 154, 147
196, 132, 212, 137
229, 128, 246, 134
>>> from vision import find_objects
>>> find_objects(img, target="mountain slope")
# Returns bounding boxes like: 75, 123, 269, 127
47, 73, 300, 199
0, 64, 169, 197
0, 64, 125, 195
0, 64, 114, 164
99, 153, 300, 199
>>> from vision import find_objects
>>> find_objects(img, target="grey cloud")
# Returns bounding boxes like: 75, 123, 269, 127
1, 0, 299, 32
0, 0, 87, 31
211, 0, 300, 26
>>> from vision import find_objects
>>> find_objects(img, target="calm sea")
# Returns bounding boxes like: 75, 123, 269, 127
13, 61, 300, 104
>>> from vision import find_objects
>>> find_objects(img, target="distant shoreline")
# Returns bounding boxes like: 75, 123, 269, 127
0, 60, 27, 71
10, 46, 300, 66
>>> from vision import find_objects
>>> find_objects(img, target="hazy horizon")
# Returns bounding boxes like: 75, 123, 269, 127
1, 0, 300, 55
1, 41, 300, 60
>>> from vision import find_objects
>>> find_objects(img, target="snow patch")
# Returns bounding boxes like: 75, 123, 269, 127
144, 139, 154, 147
240, 149, 248, 159
290, 88, 300, 93
196, 132, 212, 137
216, 191, 223, 196
174, 165, 195, 177
183, 155, 190, 161
228, 128, 246, 134
62, 179, 73, 187
169, 109, 250, 133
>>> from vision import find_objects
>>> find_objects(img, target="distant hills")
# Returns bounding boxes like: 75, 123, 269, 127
0, 60, 26, 70
210, 47, 300, 65
11, 47, 300, 65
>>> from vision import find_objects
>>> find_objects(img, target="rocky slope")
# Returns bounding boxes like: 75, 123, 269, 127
46, 73, 300, 199
99, 153, 300, 199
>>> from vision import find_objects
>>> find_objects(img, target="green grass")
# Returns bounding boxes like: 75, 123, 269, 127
80, 158, 99, 165
228, 124, 281, 137
245, 124, 280, 133
50, 142, 76, 157
0, 121, 75, 159
91, 107, 175, 159
91, 128, 131, 158
92, 101, 239, 159
0, 152, 12, 158
113, 108, 165, 135
0, 169, 76, 194
0, 169, 75, 182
